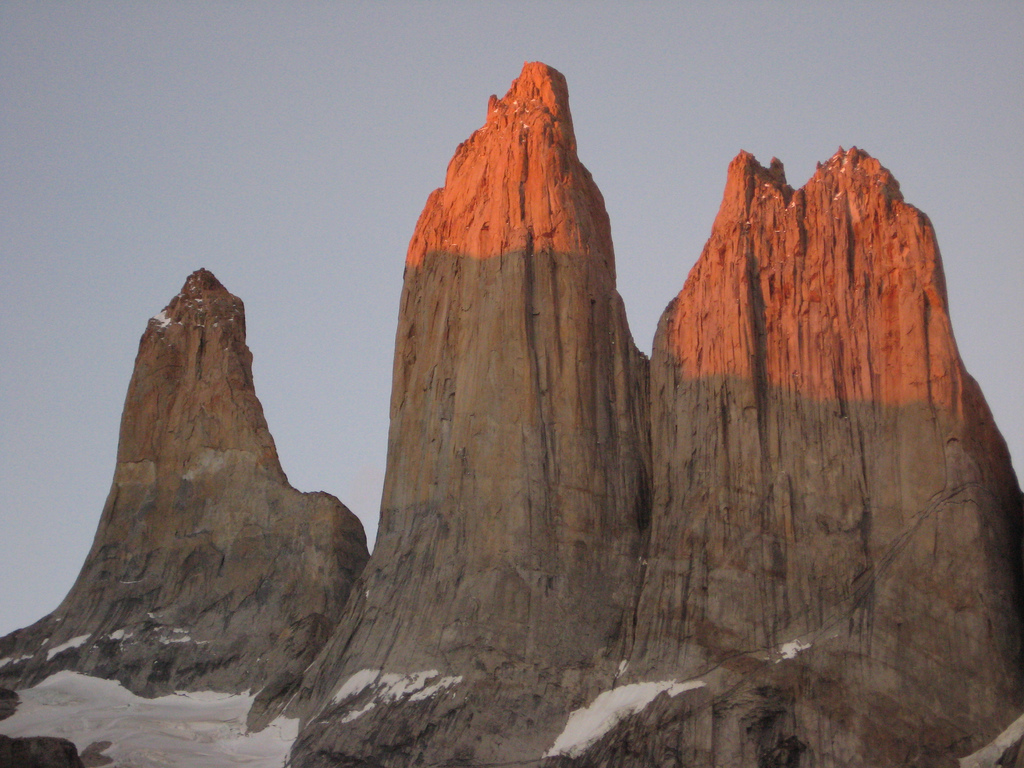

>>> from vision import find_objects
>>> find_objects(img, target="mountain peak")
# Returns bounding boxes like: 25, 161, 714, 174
293, 62, 649, 766
813, 145, 904, 202
182, 267, 224, 293
646, 147, 1022, 764
150, 268, 240, 334
0, 271, 368, 700
681, 147, 956, 408
484, 61, 573, 135
406, 61, 609, 268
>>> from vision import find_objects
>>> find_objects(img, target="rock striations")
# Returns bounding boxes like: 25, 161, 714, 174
0, 269, 368, 702
289, 62, 651, 765
563, 150, 1024, 766
1, 63, 1021, 768
289, 69, 1022, 765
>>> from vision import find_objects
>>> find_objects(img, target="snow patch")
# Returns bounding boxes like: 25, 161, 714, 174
0, 654, 33, 669
151, 310, 172, 329
777, 639, 811, 661
0, 671, 297, 768
107, 629, 130, 641
160, 633, 193, 644
46, 635, 90, 660
332, 668, 380, 702
545, 679, 706, 758
960, 710, 1024, 768
332, 669, 462, 723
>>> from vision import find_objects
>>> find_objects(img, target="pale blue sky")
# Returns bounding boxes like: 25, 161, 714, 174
2, 2, 1021, 635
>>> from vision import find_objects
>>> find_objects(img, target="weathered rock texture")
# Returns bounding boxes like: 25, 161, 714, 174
0, 690, 15, 723
289, 62, 651, 766
562, 150, 1023, 766
0, 269, 368, 698
2, 64, 1020, 768
0, 734, 85, 768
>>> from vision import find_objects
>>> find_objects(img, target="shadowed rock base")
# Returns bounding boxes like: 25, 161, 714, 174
551, 378, 1022, 766
291, 246, 650, 766
0, 734, 84, 768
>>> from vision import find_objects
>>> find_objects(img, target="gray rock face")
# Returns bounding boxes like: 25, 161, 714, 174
2, 65, 1019, 768
559, 151, 1024, 766
288, 62, 651, 766
280, 68, 1023, 768
0, 734, 84, 768
0, 269, 368, 698
0, 690, 15, 723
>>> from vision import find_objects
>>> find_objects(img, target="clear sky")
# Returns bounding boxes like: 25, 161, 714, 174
1, 3, 1021, 636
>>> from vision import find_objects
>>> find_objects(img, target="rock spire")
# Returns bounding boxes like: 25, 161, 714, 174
578, 148, 1023, 766
3, 64, 1021, 768
0, 269, 369, 701
405, 61, 610, 269
290, 62, 651, 765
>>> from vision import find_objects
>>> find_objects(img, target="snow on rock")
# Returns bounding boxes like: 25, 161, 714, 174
959, 710, 1024, 768
151, 310, 172, 329
776, 639, 812, 661
0, 654, 33, 669
332, 668, 381, 703
331, 669, 462, 722
0, 671, 297, 768
45, 635, 90, 660
159, 627, 194, 644
545, 679, 706, 758
160, 634, 193, 644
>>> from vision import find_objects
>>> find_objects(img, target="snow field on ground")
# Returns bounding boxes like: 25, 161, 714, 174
0, 670, 297, 768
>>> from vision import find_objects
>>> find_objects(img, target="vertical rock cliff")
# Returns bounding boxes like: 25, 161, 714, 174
559, 150, 1023, 766
290, 62, 651, 765
4, 63, 1019, 768
0, 269, 368, 699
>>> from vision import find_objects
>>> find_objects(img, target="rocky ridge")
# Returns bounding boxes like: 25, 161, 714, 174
0, 270, 368, 701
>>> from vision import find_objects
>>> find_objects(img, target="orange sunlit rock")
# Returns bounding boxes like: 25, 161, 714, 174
406, 62, 613, 269
665, 148, 965, 410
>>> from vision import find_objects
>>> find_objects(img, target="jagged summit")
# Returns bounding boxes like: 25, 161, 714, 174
406, 61, 611, 268
673, 146, 962, 409
149, 268, 234, 327
627, 145, 1024, 766
484, 61, 575, 138
718, 147, 901, 215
